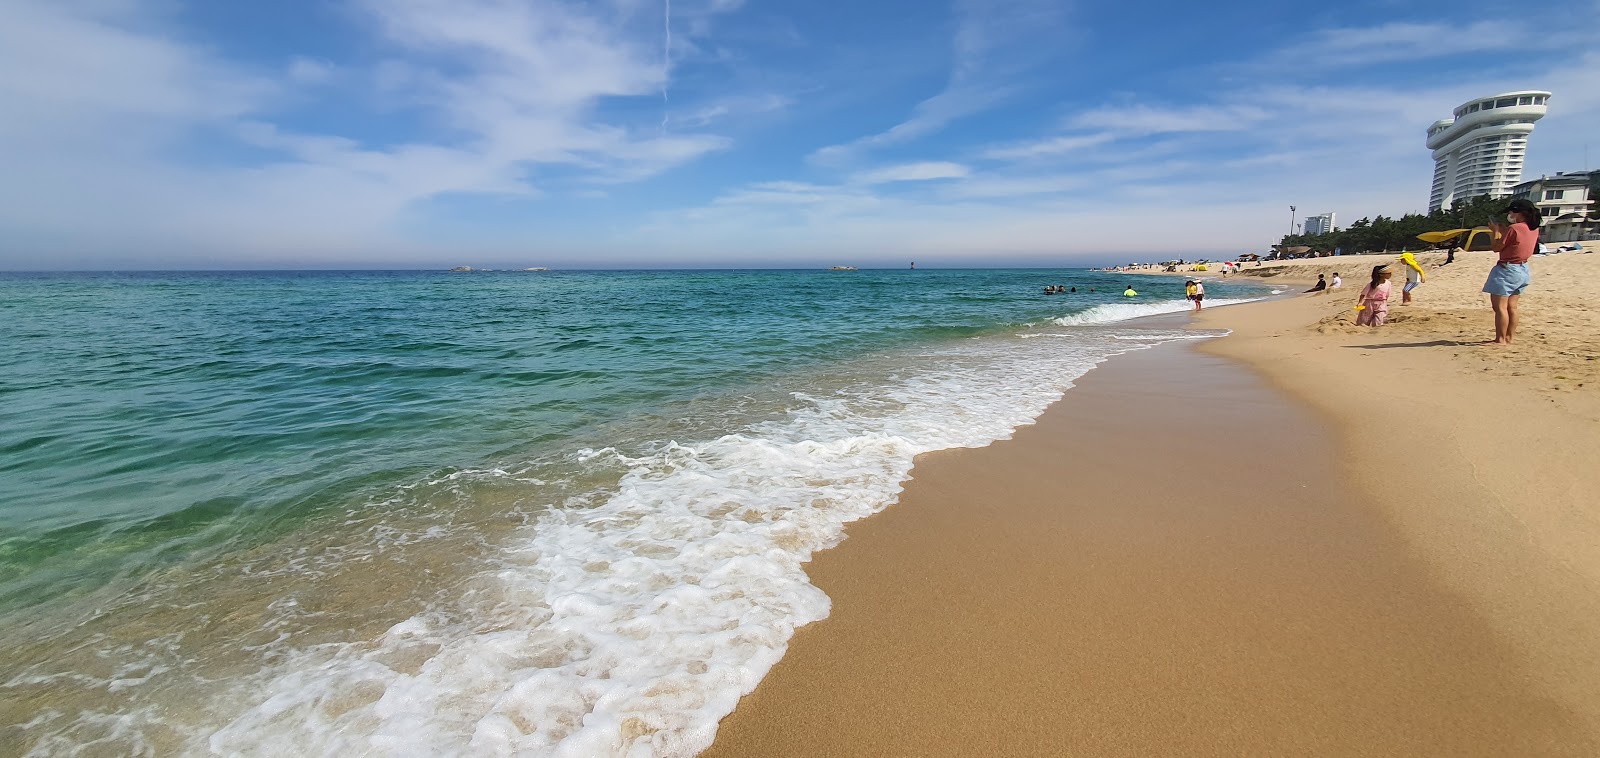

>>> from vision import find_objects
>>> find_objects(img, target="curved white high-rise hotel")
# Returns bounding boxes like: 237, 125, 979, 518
1426, 90, 1550, 213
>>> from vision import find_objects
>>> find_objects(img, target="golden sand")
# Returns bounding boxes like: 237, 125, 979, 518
703, 251, 1600, 755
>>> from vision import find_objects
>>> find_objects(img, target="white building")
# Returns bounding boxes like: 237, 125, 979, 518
1303, 213, 1336, 236
1426, 90, 1550, 213
1511, 170, 1598, 243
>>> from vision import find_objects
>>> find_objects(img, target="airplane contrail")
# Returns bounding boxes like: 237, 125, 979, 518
661, 0, 671, 130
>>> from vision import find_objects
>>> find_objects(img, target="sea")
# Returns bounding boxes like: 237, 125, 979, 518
0, 269, 1267, 756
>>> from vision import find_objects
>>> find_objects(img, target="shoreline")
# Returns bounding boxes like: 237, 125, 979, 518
703, 254, 1600, 755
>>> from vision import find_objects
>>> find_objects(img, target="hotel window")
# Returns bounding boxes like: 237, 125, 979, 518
1545, 190, 1563, 200
1496, 98, 1515, 108
1519, 96, 1532, 105
1469, 104, 1480, 112
1542, 208, 1557, 217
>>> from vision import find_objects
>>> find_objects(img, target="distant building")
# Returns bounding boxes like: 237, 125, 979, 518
1512, 170, 1599, 243
1426, 90, 1551, 213
1303, 213, 1337, 236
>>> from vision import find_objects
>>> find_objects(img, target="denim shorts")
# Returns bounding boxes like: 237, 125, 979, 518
1483, 262, 1530, 297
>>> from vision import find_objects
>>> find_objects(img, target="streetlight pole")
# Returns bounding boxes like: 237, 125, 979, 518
1289, 206, 1297, 237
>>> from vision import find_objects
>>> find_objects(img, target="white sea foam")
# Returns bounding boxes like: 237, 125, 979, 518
155, 330, 1211, 757
1050, 297, 1260, 326
1109, 332, 1228, 340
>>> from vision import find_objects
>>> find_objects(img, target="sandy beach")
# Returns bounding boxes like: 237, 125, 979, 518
704, 252, 1600, 755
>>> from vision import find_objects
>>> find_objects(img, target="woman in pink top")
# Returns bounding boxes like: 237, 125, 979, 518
1354, 265, 1392, 327
1483, 198, 1541, 345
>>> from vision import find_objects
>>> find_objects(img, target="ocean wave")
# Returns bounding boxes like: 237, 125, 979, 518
1050, 297, 1260, 326
199, 330, 1203, 757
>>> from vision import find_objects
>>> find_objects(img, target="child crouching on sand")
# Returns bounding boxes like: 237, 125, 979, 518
1355, 265, 1392, 327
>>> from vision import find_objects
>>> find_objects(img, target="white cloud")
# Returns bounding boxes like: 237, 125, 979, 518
979, 133, 1115, 161
286, 56, 336, 85
938, 173, 1090, 199
808, 0, 1070, 165
5, 2, 1598, 268
0, 0, 740, 264
810, 85, 1013, 166
1067, 103, 1270, 136
711, 181, 867, 206
852, 161, 970, 184
677, 93, 792, 127
1282, 21, 1521, 67
635, 9, 1600, 264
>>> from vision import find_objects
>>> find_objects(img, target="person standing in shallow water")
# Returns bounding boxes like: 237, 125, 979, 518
1484, 199, 1540, 345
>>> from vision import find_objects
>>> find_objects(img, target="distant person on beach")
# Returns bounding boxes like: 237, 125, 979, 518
1304, 274, 1326, 294
1399, 252, 1426, 305
1484, 198, 1541, 345
1355, 265, 1392, 327
1331, 273, 1342, 289
1445, 241, 1459, 265
1191, 280, 1204, 310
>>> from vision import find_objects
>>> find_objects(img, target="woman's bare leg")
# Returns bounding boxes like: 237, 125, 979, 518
1505, 294, 1520, 343
1489, 295, 1509, 344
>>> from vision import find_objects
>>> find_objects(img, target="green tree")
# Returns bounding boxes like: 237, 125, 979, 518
1273, 194, 1512, 253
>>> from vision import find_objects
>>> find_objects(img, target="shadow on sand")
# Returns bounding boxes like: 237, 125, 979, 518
1344, 340, 1474, 350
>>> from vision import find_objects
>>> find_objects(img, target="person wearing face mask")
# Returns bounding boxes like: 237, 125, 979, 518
1483, 198, 1541, 345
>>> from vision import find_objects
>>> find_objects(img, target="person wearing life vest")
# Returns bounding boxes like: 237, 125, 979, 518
1123, 285, 1138, 297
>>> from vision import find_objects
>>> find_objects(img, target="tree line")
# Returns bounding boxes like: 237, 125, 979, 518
1277, 194, 1507, 254
1281, 175, 1600, 253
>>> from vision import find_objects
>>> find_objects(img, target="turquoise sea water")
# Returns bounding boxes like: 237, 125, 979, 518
0, 269, 1267, 755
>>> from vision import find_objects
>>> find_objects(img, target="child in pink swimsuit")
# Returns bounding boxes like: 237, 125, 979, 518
1355, 265, 1392, 326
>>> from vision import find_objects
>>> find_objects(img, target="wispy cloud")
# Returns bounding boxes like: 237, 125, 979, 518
808, 0, 1071, 166
979, 133, 1115, 161
637, 5, 1600, 264
852, 161, 970, 184
1067, 103, 1271, 136
0, 0, 739, 261
4, 1, 1599, 268
1276, 21, 1521, 67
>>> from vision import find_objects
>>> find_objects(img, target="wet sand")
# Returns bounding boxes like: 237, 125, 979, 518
704, 345, 1599, 756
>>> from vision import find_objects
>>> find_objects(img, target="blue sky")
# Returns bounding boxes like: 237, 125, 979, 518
1, 0, 1597, 269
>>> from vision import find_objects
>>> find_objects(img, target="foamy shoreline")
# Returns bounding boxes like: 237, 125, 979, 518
704, 250, 1600, 754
